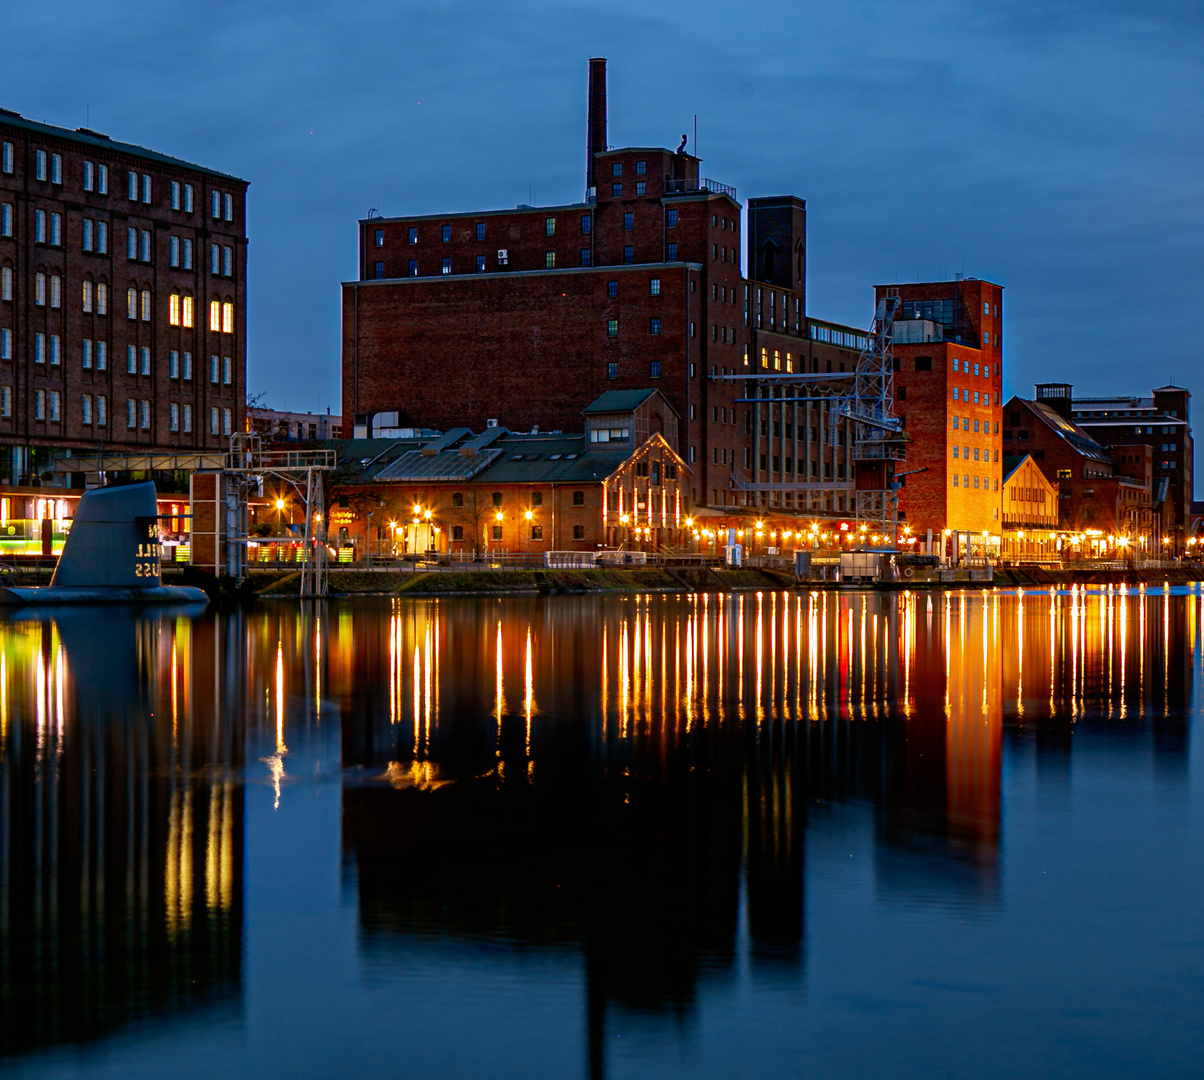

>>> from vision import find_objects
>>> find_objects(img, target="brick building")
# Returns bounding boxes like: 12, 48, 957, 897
0, 108, 247, 485
1003, 394, 1165, 552
874, 278, 1004, 547
1064, 383, 1193, 542
343, 58, 876, 522
248, 407, 341, 443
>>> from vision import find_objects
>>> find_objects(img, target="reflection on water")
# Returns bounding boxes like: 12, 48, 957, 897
0, 587, 1198, 1076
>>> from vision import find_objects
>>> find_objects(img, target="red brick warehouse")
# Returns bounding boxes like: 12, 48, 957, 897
342, 58, 879, 518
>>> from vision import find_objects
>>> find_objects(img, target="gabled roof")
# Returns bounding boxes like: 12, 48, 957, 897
1021, 399, 1114, 465
582, 389, 660, 415
1001, 455, 1031, 484
0, 110, 246, 183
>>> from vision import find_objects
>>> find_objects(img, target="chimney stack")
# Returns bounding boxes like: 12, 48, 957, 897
586, 58, 607, 195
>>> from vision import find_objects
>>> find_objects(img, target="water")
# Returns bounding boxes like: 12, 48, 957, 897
1, 587, 1203, 1078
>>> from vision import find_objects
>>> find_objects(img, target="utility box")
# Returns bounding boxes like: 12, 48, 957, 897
794, 550, 812, 577
725, 543, 743, 567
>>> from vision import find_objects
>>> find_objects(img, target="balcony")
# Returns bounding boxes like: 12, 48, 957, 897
663, 176, 738, 200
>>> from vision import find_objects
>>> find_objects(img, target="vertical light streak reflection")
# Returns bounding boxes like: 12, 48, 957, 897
524, 626, 534, 760
260, 641, 289, 811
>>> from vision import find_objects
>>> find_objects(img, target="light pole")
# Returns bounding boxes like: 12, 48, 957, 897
524, 508, 533, 559
366, 510, 374, 567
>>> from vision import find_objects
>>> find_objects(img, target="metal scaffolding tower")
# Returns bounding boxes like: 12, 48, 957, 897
224, 433, 336, 598
725, 295, 907, 541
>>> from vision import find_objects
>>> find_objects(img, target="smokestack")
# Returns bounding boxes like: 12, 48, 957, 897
586, 57, 607, 195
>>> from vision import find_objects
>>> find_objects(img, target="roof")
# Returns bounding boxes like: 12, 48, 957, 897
0, 109, 246, 183
1001, 455, 1031, 484
582, 389, 659, 415
1022, 400, 1114, 465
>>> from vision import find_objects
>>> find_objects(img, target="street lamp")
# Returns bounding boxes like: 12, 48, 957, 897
524, 508, 534, 557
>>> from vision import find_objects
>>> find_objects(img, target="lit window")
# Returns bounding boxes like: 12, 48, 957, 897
374, 228, 384, 246
183, 296, 194, 328
96, 282, 108, 315
607, 319, 618, 337
141, 289, 151, 321
222, 301, 233, 333
545, 217, 555, 236
441, 257, 452, 274
169, 293, 181, 325
545, 251, 555, 269
0, 266, 9, 301
408, 226, 417, 244
210, 300, 221, 331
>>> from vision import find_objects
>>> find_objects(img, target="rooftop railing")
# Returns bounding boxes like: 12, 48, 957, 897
663, 176, 738, 200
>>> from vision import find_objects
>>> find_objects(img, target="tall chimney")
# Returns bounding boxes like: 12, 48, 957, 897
586, 57, 607, 195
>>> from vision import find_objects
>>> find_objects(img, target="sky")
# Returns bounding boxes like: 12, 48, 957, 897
3, 0, 1203, 418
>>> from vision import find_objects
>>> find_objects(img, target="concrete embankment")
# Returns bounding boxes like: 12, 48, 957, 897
159, 564, 1204, 599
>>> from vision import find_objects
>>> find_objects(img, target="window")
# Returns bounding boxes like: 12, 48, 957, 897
34, 390, 45, 420
607, 280, 618, 298
94, 394, 107, 425
607, 319, 618, 337
544, 217, 556, 236
211, 243, 220, 273
35, 210, 46, 243
611, 163, 623, 177
170, 235, 180, 266
222, 408, 232, 435
182, 403, 191, 432
579, 248, 591, 266
138, 399, 150, 429
623, 245, 634, 263
170, 293, 181, 325
33, 333, 44, 363
476, 254, 486, 272
97, 164, 108, 194
530, 525, 543, 541
129, 171, 139, 201
623, 212, 633, 230
222, 301, 233, 333
211, 190, 221, 218
572, 490, 585, 506
182, 296, 194, 328
171, 181, 181, 210
128, 227, 138, 260
48, 390, 60, 421
142, 175, 152, 204
223, 246, 232, 276
491, 525, 503, 541
222, 193, 232, 221
373, 228, 384, 247
127, 345, 137, 374
142, 289, 152, 321
36, 150, 47, 181
0, 266, 9, 301
374, 261, 384, 279
50, 213, 61, 246
612, 184, 622, 197
607, 362, 618, 379
49, 274, 61, 308
83, 394, 93, 424
49, 335, 60, 365
82, 339, 93, 368
953, 474, 959, 487
650, 360, 661, 378
408, 259, 417, 276
169, 350, 179, 378
48, 153, 62, 184
96, 340, 107, 369
0, 142, 10, 174
973, 363, 980, 376
408, 226, 417, 244
209, 406, 219, 434
35, 272, 46, 306
441, 257, 451, 274
666, 242, 677, 260
140, 346, 151, 375
635, 181, 646, 196
650, 277, 660, 296
649, 318, 661, 335
210, 354, 220, 383
544, 251, 555, 269
953, 446, 959, 458
223, 355, 232, 384
170, 403, 179, 432
0, 333, 8, 361
183, 183, 193, 212
182, 351, 191, 379
96, 222, 108, 253
441, 224, 451, 242
665, 209, 678, 229
0, 203, 10, 236
580, 215, 591, 234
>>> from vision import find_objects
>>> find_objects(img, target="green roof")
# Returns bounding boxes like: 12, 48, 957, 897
0, 110, 247, 184
582, 389, 661, 415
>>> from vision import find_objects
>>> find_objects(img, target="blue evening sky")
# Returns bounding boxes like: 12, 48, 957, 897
3, 0, 1202, 418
